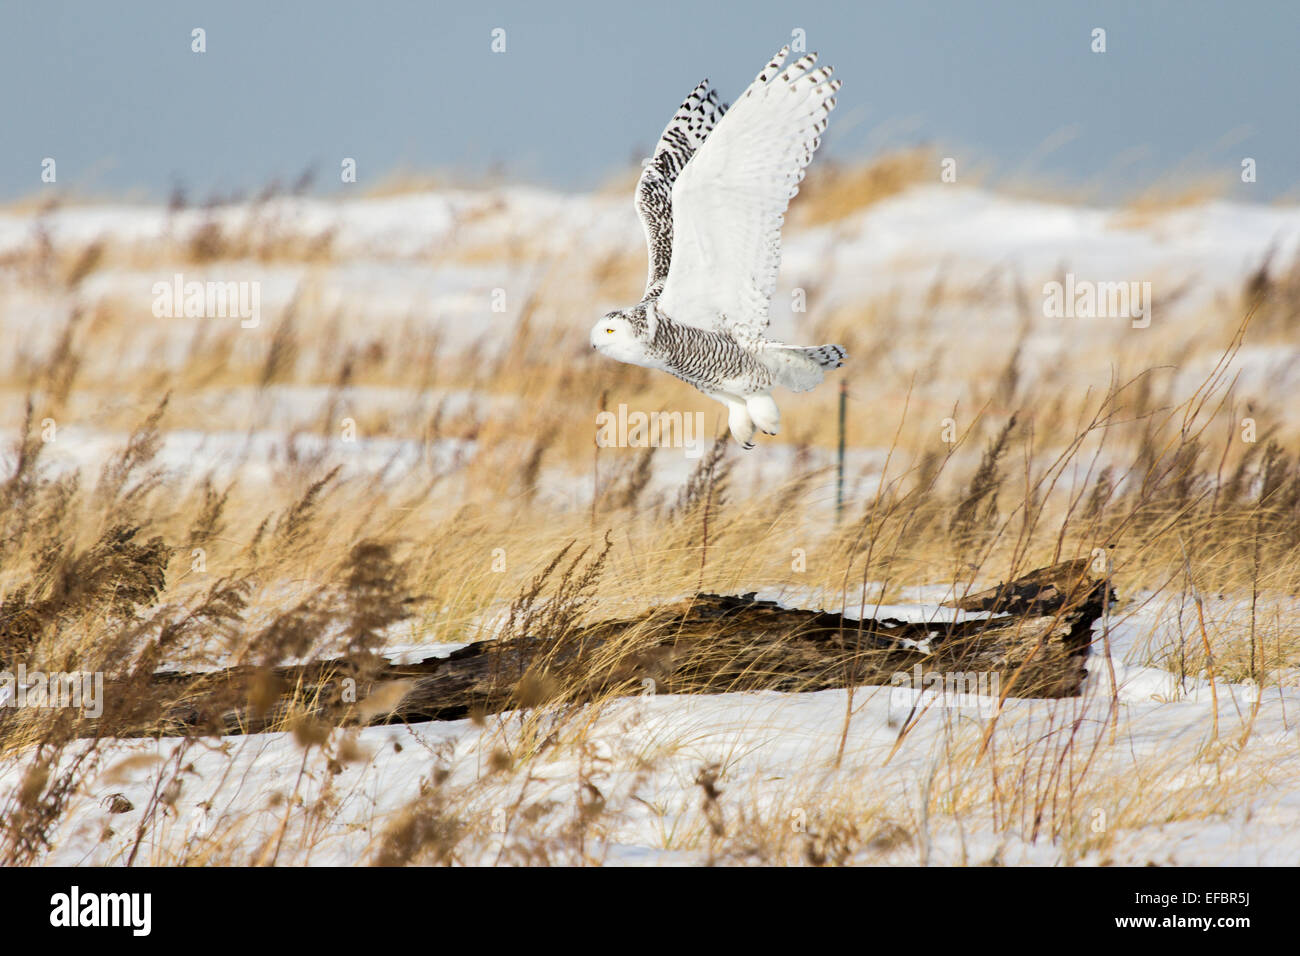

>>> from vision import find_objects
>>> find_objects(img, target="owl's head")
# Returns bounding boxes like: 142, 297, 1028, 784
591, 308, 652, 365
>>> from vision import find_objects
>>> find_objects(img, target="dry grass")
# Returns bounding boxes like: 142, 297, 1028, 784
790, 148, 935, 227
1113, 177, 1234, 228
1, 161, 1298, 865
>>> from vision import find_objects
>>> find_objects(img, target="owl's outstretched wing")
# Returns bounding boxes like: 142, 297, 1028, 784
656, 47, 840, 342
635, 79, 727, 300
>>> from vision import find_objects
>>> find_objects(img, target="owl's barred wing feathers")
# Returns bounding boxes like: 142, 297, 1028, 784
657, 47, 840, 339
635, 80, 728, 299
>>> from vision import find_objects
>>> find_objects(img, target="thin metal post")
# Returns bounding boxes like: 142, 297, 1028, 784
836, 380, 847, 522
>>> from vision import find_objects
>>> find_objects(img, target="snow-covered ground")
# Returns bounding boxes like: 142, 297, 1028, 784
3, 182, 1299, 865
6, 618, 1293, 865
2, 184, 1289, 520
4, 184, 1298, 358
4, 182, 1297, 487
5, 185, 1297, 299
2, 588, 1295, 867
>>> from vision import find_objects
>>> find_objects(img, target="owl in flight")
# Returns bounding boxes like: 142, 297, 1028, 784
591, 45, 846, 449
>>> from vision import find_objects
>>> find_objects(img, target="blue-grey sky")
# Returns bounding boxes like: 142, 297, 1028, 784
3, 0, 1298, 202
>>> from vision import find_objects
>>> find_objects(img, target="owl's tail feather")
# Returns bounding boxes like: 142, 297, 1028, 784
759, 343, 847, 392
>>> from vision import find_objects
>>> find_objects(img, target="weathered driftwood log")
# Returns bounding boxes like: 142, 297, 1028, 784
98, 559, 1110, 739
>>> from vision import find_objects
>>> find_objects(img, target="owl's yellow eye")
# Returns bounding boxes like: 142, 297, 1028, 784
606, 328, 615, 334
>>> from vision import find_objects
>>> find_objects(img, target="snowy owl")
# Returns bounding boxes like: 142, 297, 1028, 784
591, 45, 847, 449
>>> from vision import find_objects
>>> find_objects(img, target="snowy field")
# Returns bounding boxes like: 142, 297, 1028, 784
2, 173, 1299, 865
6, 596, 1297, 867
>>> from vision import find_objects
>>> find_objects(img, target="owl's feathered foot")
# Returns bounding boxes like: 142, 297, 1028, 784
746, 394, 781, 436
723, 395, 757, 449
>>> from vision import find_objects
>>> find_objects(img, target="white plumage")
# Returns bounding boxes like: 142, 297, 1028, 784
659, 48, 837, 338
592, 45, 846, 448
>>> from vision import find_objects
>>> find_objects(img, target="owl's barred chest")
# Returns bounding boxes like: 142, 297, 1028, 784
647, 314, 772, 392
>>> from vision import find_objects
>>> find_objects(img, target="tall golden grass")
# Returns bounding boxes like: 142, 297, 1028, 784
1, 156, 1298, 864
